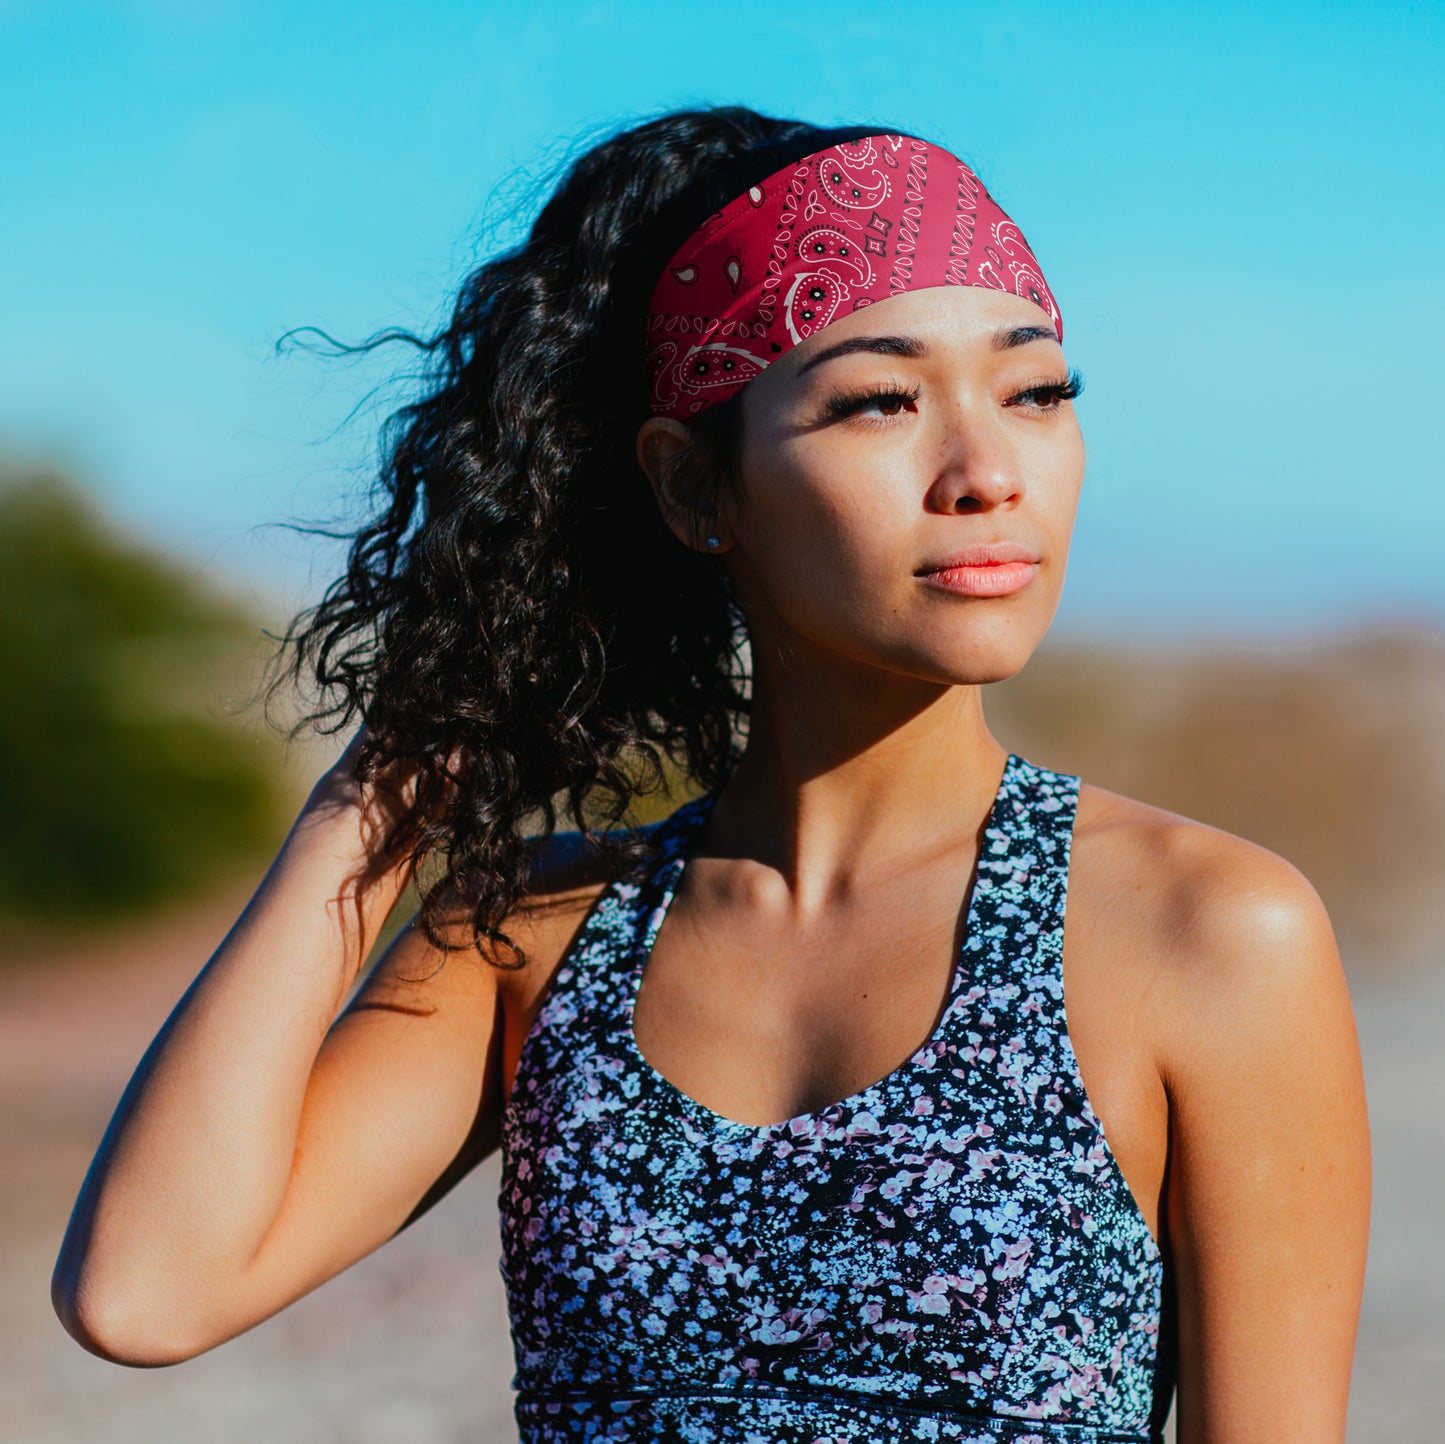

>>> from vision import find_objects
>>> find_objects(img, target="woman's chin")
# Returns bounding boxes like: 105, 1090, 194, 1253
907, 623, 1051, 688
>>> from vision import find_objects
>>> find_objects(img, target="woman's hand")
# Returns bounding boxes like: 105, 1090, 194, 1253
308, 723, 421, 824
308, 724, 466, 890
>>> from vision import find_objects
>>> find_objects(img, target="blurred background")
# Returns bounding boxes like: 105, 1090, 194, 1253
2, 2, 1441, 1440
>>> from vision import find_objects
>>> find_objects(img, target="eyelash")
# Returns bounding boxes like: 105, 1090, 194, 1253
822, 368, 1086, 426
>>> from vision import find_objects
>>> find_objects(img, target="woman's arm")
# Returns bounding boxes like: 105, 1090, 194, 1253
1162, 836, 1371, 1442
50, 733, 505, 1366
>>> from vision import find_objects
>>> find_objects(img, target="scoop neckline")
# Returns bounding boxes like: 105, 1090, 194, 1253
620, 752, 1024, 1136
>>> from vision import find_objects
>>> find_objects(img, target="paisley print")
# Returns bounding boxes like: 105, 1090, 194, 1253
645, 133, 1064, 421
672, 340, 768, 406
784, 267, 851, 345
817, 141, 891, 210
498, 753, 1176, 1442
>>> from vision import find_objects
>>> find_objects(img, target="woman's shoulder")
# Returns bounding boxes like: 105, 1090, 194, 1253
1068, 781, 1369, 1390
1070, 777, 1343, 1032
519, 812, 679, 900
490, 813, 672, 967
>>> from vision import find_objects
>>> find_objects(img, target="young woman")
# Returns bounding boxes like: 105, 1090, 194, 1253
53, 107, 1371, 1442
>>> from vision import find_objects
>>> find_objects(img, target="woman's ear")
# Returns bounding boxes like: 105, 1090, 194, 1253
634, 416, 730, 553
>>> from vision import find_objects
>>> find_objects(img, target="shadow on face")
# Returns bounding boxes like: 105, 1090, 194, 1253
637, 286, 1086, 692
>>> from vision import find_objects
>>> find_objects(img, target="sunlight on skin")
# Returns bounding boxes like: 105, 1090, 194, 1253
639, 286, 1083, 696
636, 285, 1084, 849
633, 284, 1370, 1442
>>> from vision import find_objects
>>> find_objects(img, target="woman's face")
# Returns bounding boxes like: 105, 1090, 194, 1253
645, 284, 1084, 687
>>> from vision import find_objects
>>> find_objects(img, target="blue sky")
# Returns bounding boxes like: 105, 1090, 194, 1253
2, 0, 1442, 638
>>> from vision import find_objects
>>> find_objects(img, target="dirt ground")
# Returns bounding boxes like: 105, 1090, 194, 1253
2, 885, 1440, 1443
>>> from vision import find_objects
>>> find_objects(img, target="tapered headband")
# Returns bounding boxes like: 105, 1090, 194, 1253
644, 132, 1062, 422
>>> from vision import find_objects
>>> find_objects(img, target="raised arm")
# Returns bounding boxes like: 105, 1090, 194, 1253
1162, 837, 1371, 1442
51, 732, 506, 1366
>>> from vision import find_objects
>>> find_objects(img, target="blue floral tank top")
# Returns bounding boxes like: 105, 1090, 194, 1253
498, 753, 1176, 1442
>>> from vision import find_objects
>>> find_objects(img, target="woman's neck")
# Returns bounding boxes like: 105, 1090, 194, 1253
711, 658, 1009, 911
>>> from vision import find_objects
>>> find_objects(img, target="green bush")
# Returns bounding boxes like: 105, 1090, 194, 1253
0, 465, 287, 931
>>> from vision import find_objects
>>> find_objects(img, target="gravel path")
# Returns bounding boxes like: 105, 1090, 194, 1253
2, 891, 1437, 1442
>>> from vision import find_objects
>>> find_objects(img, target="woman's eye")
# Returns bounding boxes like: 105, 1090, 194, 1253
869, 392, 911, 416
823, 385, 921, 424
821, 369, 1083, 425
1007, 368, 1086, 412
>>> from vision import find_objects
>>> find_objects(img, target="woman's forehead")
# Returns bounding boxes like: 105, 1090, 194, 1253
766, 287, 1063, 391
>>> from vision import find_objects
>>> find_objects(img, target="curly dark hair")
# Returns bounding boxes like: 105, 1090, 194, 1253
262, 104, 900, 966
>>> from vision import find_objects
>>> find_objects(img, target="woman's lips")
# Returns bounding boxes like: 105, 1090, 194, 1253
917, 543, 1041, 597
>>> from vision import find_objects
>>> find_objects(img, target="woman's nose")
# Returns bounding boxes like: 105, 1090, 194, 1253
924, 406, 1021, 514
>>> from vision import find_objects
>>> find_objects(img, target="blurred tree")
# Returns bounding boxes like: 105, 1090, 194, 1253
0, 463, 287, 936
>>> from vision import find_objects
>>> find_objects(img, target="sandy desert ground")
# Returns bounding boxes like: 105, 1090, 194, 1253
2, 882, 1440, 1443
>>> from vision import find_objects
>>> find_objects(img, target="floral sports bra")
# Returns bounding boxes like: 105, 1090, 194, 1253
497, 753, 1177, 1442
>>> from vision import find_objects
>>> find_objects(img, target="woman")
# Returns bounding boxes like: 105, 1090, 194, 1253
52, 107, 1370, 1442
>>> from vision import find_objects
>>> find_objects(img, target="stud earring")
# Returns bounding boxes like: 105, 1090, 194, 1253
704, 535, 721, 550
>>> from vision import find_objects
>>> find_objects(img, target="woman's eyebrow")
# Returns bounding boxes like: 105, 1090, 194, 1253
993, 324, 1059, 350
794, 323, 1058, 378
795, 334, 927, 376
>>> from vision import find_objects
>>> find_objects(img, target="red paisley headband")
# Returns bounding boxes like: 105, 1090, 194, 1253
644, 132, 1062, 423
